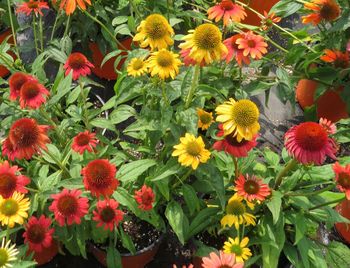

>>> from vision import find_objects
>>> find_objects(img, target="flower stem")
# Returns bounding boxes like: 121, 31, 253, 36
50, 11, 60, 41
161, 80, 170, 106
79, 80, 92, 131
39, 15, 44, 52
233, 156, 239, 179
308, 196, 346, 211
32, 15, 39, 56
274, 159, 297, 190
63, 15, 70, 38
285, 184, 335, 197
6, 0, 20, 57
173, 169, 192, 189
185, 64, 200, 109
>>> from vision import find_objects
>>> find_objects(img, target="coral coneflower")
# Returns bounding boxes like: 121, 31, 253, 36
81, 159, 119, 197
72, 131, 98, 154
320, 49, 349, 69
134, 185, 155, 211
64, 52, 94, 80
92, 199, 124, 231
133, 14, 174, 51
333, 162, 350, 200
302, 0, 341, 25
223, 34, 250, 67
172, 133, 211, 170
223, 237, 252, 263
179, 23, 228, 64
0, 161, 30, 198
23, 215, 54, 252
7, 118, 50, 160
16, 0, 49, 16
202, 251, 244, 268
127, 58, 148, 77
197, 109, 214, 131
236, 31, 268, 60
208, 0, 247, 26
1, 139, 18, 162
319, 118, 336, 135
284, 122, 337, 165
49, 189, 89, 226
235, 174, 271, 202
8, 72, 36, 101
59, 0, 91, 15
0, 192, 30, 228
221, 194, 255, 230
147, 49, 182, 80
215, 98, 260, 141
180, 49, 206, 67
0, 238, 19, 268
261, 11, 281, 31
213, 124, 257, 158
19, 81, 50, 109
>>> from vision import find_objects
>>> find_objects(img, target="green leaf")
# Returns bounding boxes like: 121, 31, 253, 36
107, 247, 122, 268
187, 207, 220, 238
165, 201, 189, 245
266, 191, 283, 224
90, 118, 115, 131
151, 159, 178, 181
294, 212, 307, 245
119, 227, 136, 255
117, 159, 157, 183
109, 104, 136, 124
325, 241, 350, 268
182, 184, 201, 216
39, 170, 62, 191
49, 72, 72, 104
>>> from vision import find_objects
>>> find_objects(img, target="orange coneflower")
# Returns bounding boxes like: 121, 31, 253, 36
8, 72, 37, 101
0, 161, 30, 198
64, 52, 94, 80
236, 31, 268, 60
319, 118, 336, 135
71, 131, 98, 154
320, 49, 349, 69
134, 185, 155, 211
223, 34, 250, 67
208, 0, 247, 26
333, 162, 350, 200
19, 81, 50, 109
58, 0, 91, 15
261, 11, 281, 31
302, 0, 341, 25
235, 174, 271, 202
92, 199, 124, 231
16, 0, 49, 16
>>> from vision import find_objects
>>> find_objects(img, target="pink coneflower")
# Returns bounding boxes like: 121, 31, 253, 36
0, 161, 30, 198
223, 34, 250, 66
284, 122, 337, 165
319, 118, 336, 135
71, 131, 98, 154
320, 49, 349, 69
202, 251, 243, 268
134, 185, 155, 211
16, 0, 49, 16
235, 174, 271, 202
236, 31, 268, 60
92, 199, 124, 231
8, 72, 37, 101
208, 0, 247, 26
64, 52, 94, 80
19, 81, 50, 109
333, 162, 350, 200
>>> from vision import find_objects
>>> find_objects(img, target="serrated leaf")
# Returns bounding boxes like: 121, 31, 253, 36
266, 191, 283, 224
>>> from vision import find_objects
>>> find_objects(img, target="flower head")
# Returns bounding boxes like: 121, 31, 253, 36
72, 131, 98, 154
284, 121, 337, 165
213, 124, 257, 158
0, 238, 19, 268
5, 118, 50, 160
179, 24, 228, 64
320, 49, 349, 69
16, 0, 49, 16
261, 11, 281, 31
147, 49, 181, 80
221, 194, 255, 230
133, 14, 174, 51
319, 118, 336, 135
0, 161, 30, 198
333, 162, 350, 200
180, 48, 206, 67
236, 31, 268, 60
81, 159, 119, 197
223, 34, 250, 67
215, 98, 260, 141
49, 189, 89, 226
235, 174, 271, 202
208, 0, 247, 26
0, 192, 30, 228
64, 52, 94, 80
8, 72, 37, 101
223, 237, 252, 263
59, 0, 91, 15
127, 58, 148, 77
92, 199, 124, 231
197, 109, 214, 131
23, 215, 54, 252
1, 139, 18, 162
172, 133, 211, 170
302, 0, 341, 25
134, 185, 155, 211
19, 81, 49, 109
202, 250, 244, 268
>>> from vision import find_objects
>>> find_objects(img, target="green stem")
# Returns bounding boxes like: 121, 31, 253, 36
233, 156, 239, 179
129, 0, 141, 19
285, 184, 335, 197
161, 80, 169, 106
6, 226, 10, 242
185, 64, 200, 109
6, 0, 20, 57
26, 187, 39, 193
79, 80, 92, 131
265, 36, 288, 53
32, 15, 39, 56
39, 107, 65, 146
39, 15, 44, 52
50, 11, 60, 41
63, 15, 71, 38
44, 149, 70, 176
173, 169, 192, 189
274, 159, 297, 190
308, 196, 345, 211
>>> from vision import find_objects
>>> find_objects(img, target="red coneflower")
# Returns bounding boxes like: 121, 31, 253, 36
302, 0, 341, 25
0, 161, 30, 198
284, 122, 337, 165
16, 0, 49, 16
19, 81, 50, 109
223, 34, 250, 67
333, 162, 350, 200
235, 174, 271, 202
213, 124, 257, 158
134, 185, 155, 211
261, 11, 281, 31
71, 131, 98, 154
23, 215, 54, 252
49, 189, 89, 226
180, 49, 205, 67
81, 159, 119, 197
1, 138, 18, 162
208, 0, 247, 26
58, 0, 91, 15
7, 118, 50, 160
320, 49, 349, 68
64, 52, 94, 80
319, 118, 336, 135
92, 199, 124, 231
236, 31, 268, 60
8, 72, 37, 101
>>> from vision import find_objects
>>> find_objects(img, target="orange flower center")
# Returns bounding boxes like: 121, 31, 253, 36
319, 2, 340, 21
295, 122, 328, 151
22, 82, 40, 100
100, 206, 115, 223
243, 179, 260, 194
27, 1, 39, 9
11, 74, 27, 93
86, 161, 113, 188
69, 55, 86, 70
247, 39, 256, 48
132, 59, 144, 70
10, 119, 39, 148
186, 141, 202, 156
200, 113, 212, 124
156, 51, 174, 67
226, 200, 245, 215
338, 172, 350, 189
141, 192, 153, 204
57, 195, 78, 216
144, 14, 169, 40
220, 0, 235, 10
76, 133, 91, 146
225, 135, 248, 147
0, 173, 17, 197
27, 224, 45, 243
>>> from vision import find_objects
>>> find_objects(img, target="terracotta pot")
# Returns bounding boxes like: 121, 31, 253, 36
88, 234, 163, 268
242, 0, 280, 26
0, 29, 16, 78
192, 256, 202, 268
335, 199, 350, 244
28, 240, 59, 266
89, 37, 133, 80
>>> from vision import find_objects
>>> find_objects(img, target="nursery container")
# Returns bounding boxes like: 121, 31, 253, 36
0, 28, 16, 78
242, 0, 280, 26
29, 240, 59, 266
335, 199, 350, 244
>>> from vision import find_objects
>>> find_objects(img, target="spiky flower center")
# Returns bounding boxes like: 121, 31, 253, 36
193, 24, 222, 51
11, 74, 27, 92
338, 172, 350, 189
27, 224, 45, 243
27, 1, 39, 8
226, 200, 245, 215
21, 82, 40, 100
87, 161, 112, 186
156, 51, 174, 67
68, 54, 86, 70
232, 100, 259, 127
0, 174, 17, 197
220, 0, 235, 10
295, 122, 328, 151
243, 179, 260, 194
10, 119, 39, 148
320, 2, 339, 21
219, 266, 232, 268
144, 14, 170, 40
57, 195, 78, 216
132, 59, 144, 70
0, 199, 19, 216
100, 206, 115, 223
0, 249, 9, 266
247, 39, 256, 48
200, 113, 212, 124
230, 244, 243, 255
186, 141, 202, 156
76, 133, 91, 146
225, 135, 248, 147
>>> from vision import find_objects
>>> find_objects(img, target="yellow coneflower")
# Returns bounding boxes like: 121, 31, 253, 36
0, 238, 19, 268
197, 109, 214, 130
0, 192, 30, 228
147, 49, 182, 80
223, 237, 252, 263
127, 58, 148, 77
